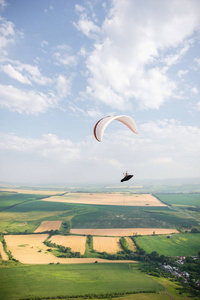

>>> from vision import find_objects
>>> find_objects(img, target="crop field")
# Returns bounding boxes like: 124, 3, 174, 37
0, 263, 164, 300
93, 236, 122, 253
135, 233, 200, 256
50, 235, 87, 254
3, 234, 135, 264
71, 228, 179, 236
45, 192, 167, 206
155, 193, 200, 207
71, 205, 199, 229
0, 191, 48, 211
34, 220, 62, 233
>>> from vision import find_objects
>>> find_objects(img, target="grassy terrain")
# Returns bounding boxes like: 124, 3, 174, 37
155, 193, 200, 207
0, 263, 164, 300
135, 233, 200, 256
71, 205, 198, 229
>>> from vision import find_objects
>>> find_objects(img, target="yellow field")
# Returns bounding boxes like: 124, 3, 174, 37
34, 221, 62, 233
70, 228, 179, 236
4, 234, 135, 264
50, 235, 86, 254
43, 192, 166, 206
0, 241, 9, 260
0, 188, 67, 195
125, 237, 137, 251
93, 236, 122, 254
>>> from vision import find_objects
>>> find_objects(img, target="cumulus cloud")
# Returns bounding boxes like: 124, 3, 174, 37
0, 133, 80, 163
76, 0, 200, 110
0, 84, 57, 114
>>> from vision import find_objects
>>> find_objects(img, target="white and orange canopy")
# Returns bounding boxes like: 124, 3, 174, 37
93, 115, 138, 142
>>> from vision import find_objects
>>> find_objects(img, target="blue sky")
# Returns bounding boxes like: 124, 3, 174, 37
0, 0, 200, 185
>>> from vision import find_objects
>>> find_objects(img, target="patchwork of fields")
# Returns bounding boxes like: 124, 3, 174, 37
4, 234, 135, 264
0, 189, 200, 299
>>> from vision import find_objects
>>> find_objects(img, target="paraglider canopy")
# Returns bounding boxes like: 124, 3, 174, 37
93, 115, 138, 142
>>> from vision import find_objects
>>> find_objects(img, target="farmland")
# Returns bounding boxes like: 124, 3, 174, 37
44, 192, 167, 206
0, 263, 164, 300
4, 234, 134, 264
70, 228, 179, 236
0, 188, 200, 299
93, 237, 122, 253
135, 233, 200, 256
155, 193, 200, 207
34, 220, 62, 232
50, 235, 87, 255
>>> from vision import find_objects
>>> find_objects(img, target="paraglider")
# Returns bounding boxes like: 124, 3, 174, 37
121, 172, 133, 182
93, 115, 138, 183
93, 115, 138, 142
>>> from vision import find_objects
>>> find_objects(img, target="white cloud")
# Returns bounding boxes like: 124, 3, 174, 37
0, 0, 7, 10
74, 4, 101, 39
191, 87, 198, 94
78, 0, 200, 110
1, 64, 31, 84
0, 132, 80, 163
194, 57, 200, 67
0, 84, 57, 114
17, 63, 52, 86
56, 75, 71, 98
196, 101, 200, 111
0, 17, 16, 56
0, 61, 53, 86
177, 69, 188, 77
40, 40, 49, 48
74, 15, 101, 39
53, 44, 77, 67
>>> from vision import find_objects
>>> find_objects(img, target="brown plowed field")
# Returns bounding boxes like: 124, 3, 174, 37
4, 234, 136, 264
43, 193, 166, 206
34, 221, 62, 233
71, 228, 179, 236
93, 237, 122, 254
50, 235, 86, 254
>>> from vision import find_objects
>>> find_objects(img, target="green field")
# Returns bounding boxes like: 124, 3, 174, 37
135, 233, 200, 256
155, 193, 200, 207
0, 263, 164, 300
0, 192, 48, 211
